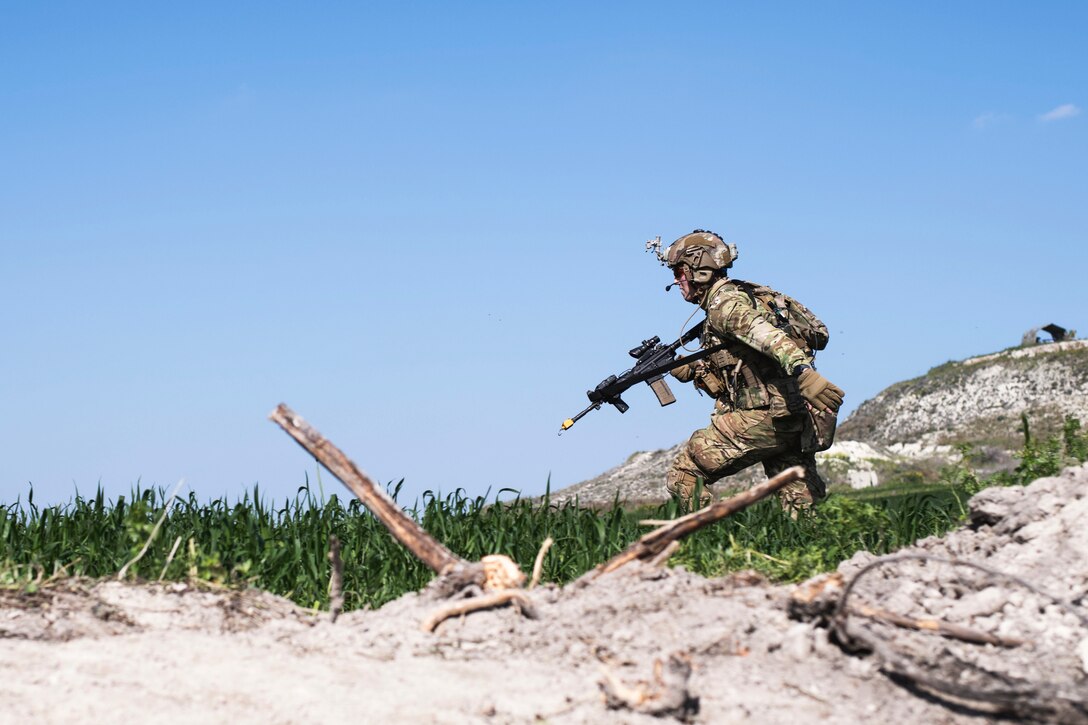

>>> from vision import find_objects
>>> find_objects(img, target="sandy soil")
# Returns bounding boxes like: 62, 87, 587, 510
3, 464, 1087, 723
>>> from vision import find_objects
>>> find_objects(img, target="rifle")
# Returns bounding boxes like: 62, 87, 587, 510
559, 320, 727, 434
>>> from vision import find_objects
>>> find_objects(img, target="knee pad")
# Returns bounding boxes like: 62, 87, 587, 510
687, 430, 728, 474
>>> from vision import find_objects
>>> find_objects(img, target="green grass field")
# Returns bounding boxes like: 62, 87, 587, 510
3, 417, 1085, 613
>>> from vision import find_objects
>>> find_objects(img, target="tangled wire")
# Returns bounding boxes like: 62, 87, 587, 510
832, 554, 1088, 721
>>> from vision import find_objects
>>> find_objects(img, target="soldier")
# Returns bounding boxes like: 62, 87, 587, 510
662, 230, 844, 509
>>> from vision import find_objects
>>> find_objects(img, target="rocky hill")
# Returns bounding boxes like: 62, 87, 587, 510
838, 339, 1088, 449
552, 339, 1088, 507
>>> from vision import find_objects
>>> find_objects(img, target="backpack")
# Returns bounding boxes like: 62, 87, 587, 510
728, 279, 829, 354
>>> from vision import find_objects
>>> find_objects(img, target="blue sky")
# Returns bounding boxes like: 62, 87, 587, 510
2, 2, 1085, 506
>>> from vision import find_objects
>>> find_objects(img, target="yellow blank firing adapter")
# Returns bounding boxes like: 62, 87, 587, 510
561, 419, 574, 430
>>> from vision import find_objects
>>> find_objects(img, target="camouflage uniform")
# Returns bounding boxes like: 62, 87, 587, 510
666, 277, 827, 508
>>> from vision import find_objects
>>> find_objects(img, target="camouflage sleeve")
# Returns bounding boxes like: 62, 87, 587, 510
706, 287, 811, 374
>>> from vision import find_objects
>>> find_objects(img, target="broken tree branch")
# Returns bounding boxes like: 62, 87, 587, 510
270, 403, 463, 576
594, 466, 803, 577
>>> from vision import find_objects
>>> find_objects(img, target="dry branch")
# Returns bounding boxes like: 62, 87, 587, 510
854, 604, 1024, 648
328, 535, 344, 623
158, 535, 183, 582
647, 541, 681, 569
118, 478, 186, 581
270, 404, 463, 575
599, 653, 698, 721
529, 537, 554, 590
420, 590, 537, 632
594, 466, 803, 576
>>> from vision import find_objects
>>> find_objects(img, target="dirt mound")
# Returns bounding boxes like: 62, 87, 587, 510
0, 580, 308, 641
829, 462, 1088, 720
2, 465, 1087, 723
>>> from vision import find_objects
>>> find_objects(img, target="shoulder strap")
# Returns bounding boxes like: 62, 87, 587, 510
723, 277, 760, 308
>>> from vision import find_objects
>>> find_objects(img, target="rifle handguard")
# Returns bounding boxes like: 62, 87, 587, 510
559, 321, 708, 434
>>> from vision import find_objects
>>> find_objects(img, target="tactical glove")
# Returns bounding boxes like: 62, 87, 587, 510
670, 356, 697, 383
797, 368, 844, 413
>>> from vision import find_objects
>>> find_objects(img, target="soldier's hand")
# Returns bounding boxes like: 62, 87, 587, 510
797, 368, 844, 413
670, 356, 697, 383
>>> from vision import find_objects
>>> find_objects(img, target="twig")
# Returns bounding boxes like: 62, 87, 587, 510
594, 466, 803, 577
187, 538, 197, 579
118, 479, 187, 581
529, 537, 554, 590
854, 604, 1024, 648
748, 550, 789, 565
328, 535, 344, 623
420, 589, 537, 632
270, 404, 464, 575
647, 541, 680, 568
783, 682, 830, 705
158, 535, 184, 581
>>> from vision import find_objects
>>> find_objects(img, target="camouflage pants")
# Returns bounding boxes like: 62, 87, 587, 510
666, 404, 826, 510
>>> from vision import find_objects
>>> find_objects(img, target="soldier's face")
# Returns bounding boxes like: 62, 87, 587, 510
673, 265, 699, 303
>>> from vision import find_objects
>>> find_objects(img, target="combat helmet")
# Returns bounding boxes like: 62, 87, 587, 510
665, 229, 738, 284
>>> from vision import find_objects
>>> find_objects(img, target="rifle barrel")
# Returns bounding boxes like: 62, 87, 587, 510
559, 320, 709, 434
